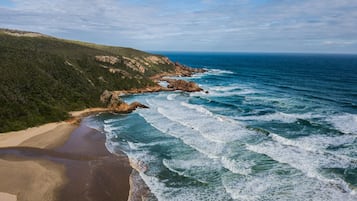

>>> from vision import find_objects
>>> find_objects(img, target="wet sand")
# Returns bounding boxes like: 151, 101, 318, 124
55, 125, 132, 201
0, 121, 132, 201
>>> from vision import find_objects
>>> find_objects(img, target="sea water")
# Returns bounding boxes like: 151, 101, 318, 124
86, 53, 357, 201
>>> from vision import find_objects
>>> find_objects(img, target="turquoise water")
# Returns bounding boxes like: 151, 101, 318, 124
87, 53, 357, 200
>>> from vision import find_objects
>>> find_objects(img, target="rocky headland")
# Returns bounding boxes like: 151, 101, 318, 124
95, 62, 206, 115
63, 62, 206, 122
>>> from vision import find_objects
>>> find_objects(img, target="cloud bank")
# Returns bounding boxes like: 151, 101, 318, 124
1, 0, 356, 53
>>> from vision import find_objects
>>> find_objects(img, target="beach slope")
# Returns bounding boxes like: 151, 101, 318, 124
0, 120, 132, 201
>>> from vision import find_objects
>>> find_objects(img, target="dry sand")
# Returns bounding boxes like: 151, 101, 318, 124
0, 158, 66, 201
0, 122, 76, 201
0, 192, 17, 201
68, 107, 109, 118
0, 109, 132, 201
0, 122, 76, 148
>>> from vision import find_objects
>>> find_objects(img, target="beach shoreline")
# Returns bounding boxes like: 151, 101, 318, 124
0, 113, 133, 201
0, 66, 205, 201
0, 121, 76, 201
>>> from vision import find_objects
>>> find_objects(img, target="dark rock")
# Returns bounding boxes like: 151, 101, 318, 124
174, 63, 206, 77
100, 90, 125, 108
129, 102, 149, 110
101, 90, 148, 113
112, 102, 149, 113
100, 90, 112, 105
165, 79, 203, 92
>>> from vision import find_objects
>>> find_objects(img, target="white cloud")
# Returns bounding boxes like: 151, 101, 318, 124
323, 40, 357, 46
0, 0, 356, 53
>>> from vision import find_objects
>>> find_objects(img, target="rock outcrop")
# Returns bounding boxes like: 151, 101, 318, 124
174, 62, 206, 76
96, 55, 173, 74
144, 56, 171, 65
100, 90, 124, 108
1, 28, 48, 38
150, 62, 206, 81
95, 56, 120, 65
116, 101, 149, 113
164, 79, 203, 92
98, 58, 206, 113
122, 56, 146, 73
100, 90, 148, 113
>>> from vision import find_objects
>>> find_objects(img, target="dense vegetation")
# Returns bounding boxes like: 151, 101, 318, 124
0, 30, 176, 132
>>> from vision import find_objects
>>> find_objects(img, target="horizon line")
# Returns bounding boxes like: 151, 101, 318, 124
147, 50, 357, 56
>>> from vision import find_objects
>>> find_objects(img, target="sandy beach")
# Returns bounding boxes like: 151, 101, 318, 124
0, 122, 76, 149
0, 116, 132, 201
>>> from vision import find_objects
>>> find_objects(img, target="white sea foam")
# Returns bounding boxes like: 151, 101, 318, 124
208, 85, 256, 94
104, 140, 117, 154
155, 100, 252, 144
126, 150, 157, 173
138, 93, 259, 160
180, 102, 214, 117
246, 141, 355, 195
222, 170, 357, 201
271, 133, 357, 153
162, 158, 220, 184
157, 107, 233, 143
236, 111, 316, 123
138, 105, 225, 159
327, 113, 357, 134
140, 172, 230, 201
242, 96, 301, 110
130, 140, 175, 149
127, 141, 139, 150
191, 72, 205, 78
105, 92, 357, 201
167, 94, 178, 101
163, 158, 219, 172
270, 133, 320, 152
103, 123, 116, 134
192, 84, 259, 98
103, 118, 119, 124
138, 94, 261, 179
210, 88, 258, 97
125, 143, 230, 200
162, 159, 186, 176
222, 174, 272, 201
221, 156, 253, 175
127, 170, 152, 201
158, 80, 169, 87
208, 69, 234, 75
102, 122, 128, 142
208, 85, 242, 92
138, 173, 167, 200
268, 133, 357, 173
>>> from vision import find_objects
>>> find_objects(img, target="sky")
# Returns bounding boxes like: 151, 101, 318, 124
0, 0, 357, 53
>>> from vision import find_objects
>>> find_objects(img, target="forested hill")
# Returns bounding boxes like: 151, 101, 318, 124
0, 29, 177, 132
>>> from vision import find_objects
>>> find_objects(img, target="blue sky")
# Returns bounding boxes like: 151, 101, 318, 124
0, 0, 356, 53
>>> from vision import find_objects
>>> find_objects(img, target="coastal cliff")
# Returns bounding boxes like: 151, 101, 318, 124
0, 28, 205, 132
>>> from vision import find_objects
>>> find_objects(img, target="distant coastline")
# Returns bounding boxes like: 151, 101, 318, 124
149, 50, 357, 56
0, 59, 205, 201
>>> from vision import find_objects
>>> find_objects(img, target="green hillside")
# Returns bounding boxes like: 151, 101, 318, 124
0, 29, 176, 132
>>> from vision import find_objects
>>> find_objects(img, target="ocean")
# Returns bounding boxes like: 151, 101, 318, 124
86, 52, 357, 201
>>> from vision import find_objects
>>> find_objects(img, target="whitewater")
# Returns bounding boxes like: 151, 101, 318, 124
86, 53, 357, 201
